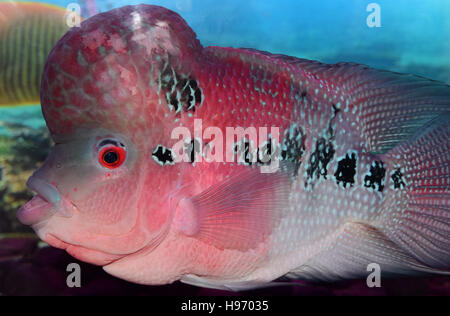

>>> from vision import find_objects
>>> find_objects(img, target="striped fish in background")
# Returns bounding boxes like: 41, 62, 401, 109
0, 2, 78, 106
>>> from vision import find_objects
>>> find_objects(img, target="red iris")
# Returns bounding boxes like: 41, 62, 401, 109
99, 146, 126, 169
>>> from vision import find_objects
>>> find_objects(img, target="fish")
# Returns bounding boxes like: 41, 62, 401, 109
0, 2, 76, 106
16, 4, 450, 291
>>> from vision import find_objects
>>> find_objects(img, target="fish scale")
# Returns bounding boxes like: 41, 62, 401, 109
16, 4, 450, 290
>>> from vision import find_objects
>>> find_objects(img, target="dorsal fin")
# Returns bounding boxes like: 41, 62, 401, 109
303, 62, 450, 154
206, 46, 450, 154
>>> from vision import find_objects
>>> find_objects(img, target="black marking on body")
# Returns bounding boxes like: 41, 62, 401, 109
328, 104, 340, 139
233, 138, 282, 167
300, 90, 307, 100
184, 139, 201, 163
304, 104, 341, 188
332, 104, 340, 116
257, 137, 282, 166
234, 139, 257, 165
281, 126, 306, 176
159, 65, 202, 113
152, 145, 175, 166
364, 161, 386, 192
306, 138, 335, 183
160, 65, 176, 91
257, 139, 273, 166
334, 153, 357, 188
391, 168, 405, 189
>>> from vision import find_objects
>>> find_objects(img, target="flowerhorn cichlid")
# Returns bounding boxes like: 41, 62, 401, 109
17, 5, 450, 291
0, 2, 76, 106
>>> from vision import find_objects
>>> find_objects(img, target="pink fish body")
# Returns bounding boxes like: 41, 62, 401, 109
17, 5, 450, 290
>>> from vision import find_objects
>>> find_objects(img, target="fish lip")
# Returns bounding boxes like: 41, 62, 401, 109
27, 177, 61, 207
16, 195, 54, 226
26, 177, 74, 218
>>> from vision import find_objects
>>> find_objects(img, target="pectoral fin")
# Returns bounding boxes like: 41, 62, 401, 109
176, 164, 293, 251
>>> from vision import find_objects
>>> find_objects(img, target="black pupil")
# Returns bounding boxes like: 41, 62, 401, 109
104, 150, 119, 164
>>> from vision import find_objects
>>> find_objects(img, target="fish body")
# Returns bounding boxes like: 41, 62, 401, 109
16, 5, 450, 290
0, 3, 77, 106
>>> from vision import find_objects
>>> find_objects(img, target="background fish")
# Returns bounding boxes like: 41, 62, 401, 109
16, 5, 450, 291
0, 2, 73, 106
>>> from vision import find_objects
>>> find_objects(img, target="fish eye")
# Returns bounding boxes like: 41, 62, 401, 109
98, 140, 127, 169
99, 146, 126, 169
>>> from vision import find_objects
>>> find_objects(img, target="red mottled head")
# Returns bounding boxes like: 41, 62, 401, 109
17, 5, 203, 267
41, 4, 202, 139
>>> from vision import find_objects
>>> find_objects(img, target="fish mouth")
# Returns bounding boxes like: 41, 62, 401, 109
17, 177, 74, 226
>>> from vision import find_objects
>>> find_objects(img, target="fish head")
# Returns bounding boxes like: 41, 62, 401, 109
17, 5, 201, 265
